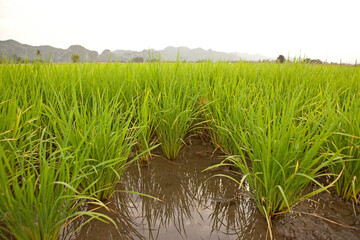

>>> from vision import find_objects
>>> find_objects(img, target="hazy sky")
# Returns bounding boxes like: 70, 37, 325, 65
1, 0, 359, 63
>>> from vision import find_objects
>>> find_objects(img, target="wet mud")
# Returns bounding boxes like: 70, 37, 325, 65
273, 189, 360, 240
59, 138, 360, 239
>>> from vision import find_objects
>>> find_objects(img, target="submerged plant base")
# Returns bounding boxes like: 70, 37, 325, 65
65, 139, 360, 240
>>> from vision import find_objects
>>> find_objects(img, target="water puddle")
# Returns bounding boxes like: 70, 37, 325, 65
65, 138, 360, 240
71, 138, 267, 240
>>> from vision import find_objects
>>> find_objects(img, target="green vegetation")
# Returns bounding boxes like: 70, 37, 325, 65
131, 56, 144, 62
0, 61, 359, 239
71, 53, 80, 63
0, 99, 114, 240
277, 54, 286, 63
328, 92, 360, 202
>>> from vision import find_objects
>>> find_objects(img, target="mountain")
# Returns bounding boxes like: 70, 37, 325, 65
234, 52, 267, 61
66, 45, 98, 61
0, 40, 100, 62
0, 39, 268, 62
99, 49, 120, 62
112, 46, 267, 62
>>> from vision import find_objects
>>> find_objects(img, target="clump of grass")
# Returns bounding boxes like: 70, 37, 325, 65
0, 133, 113, 240
44, 89, 137, 201
134, 90, 157, 164
204, 62, 349, 238
209, 96, 340, 237
329, 95, 360, 202
0, 60, 359, 239
152, 65, 201, 160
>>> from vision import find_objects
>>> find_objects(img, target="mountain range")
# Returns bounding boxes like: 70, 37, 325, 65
0, 39, 268, 62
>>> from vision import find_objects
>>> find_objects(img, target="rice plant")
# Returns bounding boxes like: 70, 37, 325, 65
134, 89, 157, 164
0, 132, 113, 240
204, 62, 351, 238
0, 60, 359, 239
43, 89, 137, 201
152, 64, 202, 159
329, 93, 360, 202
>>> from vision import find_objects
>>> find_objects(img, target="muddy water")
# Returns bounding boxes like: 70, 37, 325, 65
69, 138, 360, 240
70, 138, 267, 240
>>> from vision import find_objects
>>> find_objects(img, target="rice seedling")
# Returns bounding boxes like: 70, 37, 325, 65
208, 101, 341, 238
203, 62, 353, 238
134, 90, 157, 164
329, 94, 360, 202
153, 74, 202, 160
0, 132, 113, 240
43, 88, 137, 201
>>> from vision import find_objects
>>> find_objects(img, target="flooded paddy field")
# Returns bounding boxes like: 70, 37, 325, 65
1, 62, 360, 240
71, 138, 360, 240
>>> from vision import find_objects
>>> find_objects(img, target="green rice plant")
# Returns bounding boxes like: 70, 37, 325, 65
205, 82, 259, 155
329, 94, 360, 202
207, 86, 341, 238
0, 66, 44, 151
43, 88, 137, 201
0, 132, 113, 240
134, 89, 157, 163
200, 61, 271, 154
1, 60, 359, 239
0, 99, 29, 151
152, 71, 202, 160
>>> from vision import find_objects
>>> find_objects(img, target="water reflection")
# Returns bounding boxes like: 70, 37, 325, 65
73, 138, 267, 239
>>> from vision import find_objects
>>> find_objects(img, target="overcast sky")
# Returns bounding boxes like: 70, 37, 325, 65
1, 0, 359, 63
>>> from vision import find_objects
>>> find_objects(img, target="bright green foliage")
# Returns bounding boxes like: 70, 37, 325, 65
0, 61, 359, 239
152, 72, 202, 159
135, 89, 157, 163
44, 91, 136, 201
224, 94, 337, 219
203, 62, 360, 237
0, 133, 114, 240
329, 93, 360, 202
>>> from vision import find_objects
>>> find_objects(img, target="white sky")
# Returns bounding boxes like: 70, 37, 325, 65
1, 0, 359, 63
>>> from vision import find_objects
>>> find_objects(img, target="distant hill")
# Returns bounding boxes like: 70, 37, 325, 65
112, 46, 267, 62
0, 40, 98, 62
0, 39, 268, 62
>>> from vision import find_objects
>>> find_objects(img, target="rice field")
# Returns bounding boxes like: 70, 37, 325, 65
0, 61, 359, 239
